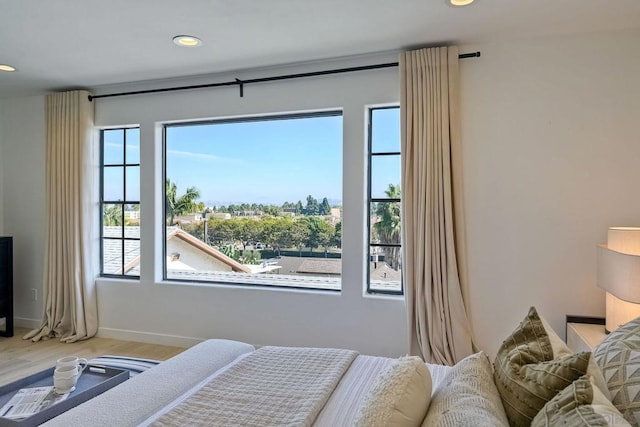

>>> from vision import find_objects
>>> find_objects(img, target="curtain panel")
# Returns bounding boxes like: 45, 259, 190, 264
400, 46, 474, 364
24, 90, 98, 343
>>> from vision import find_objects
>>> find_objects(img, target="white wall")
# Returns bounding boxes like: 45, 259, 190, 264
0, 96, 46, 324
460, 29, 640, 356
2, 29, 639, 357
92, 56, 407, 355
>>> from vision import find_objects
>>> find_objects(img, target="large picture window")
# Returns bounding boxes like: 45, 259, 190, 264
100, 127, 141, 277
164, 112, 343, 290
368, 107, 402, 294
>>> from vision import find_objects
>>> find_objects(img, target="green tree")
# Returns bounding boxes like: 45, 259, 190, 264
303, 216, 334, 255
207, 218, 236, 245
260, 216, 295, 256
240, 250, 261, 265
166, 179, 201, 226
290, 219, 310, 257
220, 244, 240, 261
237, 218, 259, 249
103, 205, 122, 226
374, 184, 401, 269
303, 195, 319, 216
263, 205, 282, 216
319, 197, 332, 215
295, 200, 304, 215
332, 221, 342, 249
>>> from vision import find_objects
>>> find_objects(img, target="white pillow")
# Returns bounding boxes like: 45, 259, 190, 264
423, 351, 509, 427
354, 356, 432, 427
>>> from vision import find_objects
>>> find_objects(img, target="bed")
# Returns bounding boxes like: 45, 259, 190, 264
42, 308, 640, 426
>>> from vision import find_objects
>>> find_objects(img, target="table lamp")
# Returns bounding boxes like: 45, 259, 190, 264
597, 227, 640, 333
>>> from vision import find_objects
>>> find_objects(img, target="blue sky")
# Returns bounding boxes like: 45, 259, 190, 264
103, 108, 400, 206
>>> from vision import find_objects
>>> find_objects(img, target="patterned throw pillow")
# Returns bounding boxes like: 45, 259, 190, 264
531, 375, 630, 427
539, 316, 610, 401
422, 351, 509, 427
594, 316, 640, 426
494, 307, 591, 427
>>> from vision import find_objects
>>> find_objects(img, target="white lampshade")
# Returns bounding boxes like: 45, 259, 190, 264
597, 227, 640, 332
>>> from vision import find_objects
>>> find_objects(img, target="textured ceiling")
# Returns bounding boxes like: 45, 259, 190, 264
0, 0, 639, 99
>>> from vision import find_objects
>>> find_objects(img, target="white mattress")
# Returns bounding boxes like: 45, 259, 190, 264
141, 353, 453, 426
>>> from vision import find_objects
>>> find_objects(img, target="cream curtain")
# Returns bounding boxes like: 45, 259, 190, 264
400, 46, 474, 365
24, 90, 98, 343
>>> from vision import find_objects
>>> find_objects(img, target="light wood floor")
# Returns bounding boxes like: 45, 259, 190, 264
0, 328, 186, 386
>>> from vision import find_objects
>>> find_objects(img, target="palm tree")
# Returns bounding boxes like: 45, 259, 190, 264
103, 205, 122, 226
166, 179, 201, 226
374, 184, 401, 269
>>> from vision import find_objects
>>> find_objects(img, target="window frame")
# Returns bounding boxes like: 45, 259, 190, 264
366, 106, 403, 295
100, 127, 141, 279
162, 110, 344, 291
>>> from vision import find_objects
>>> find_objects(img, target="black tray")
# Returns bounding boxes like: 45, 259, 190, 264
0, 365, 129, 426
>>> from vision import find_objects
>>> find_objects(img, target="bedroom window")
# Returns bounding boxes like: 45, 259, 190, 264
100, 127, 141, 277
163, 111, 343, 291
367, 107, 402, 295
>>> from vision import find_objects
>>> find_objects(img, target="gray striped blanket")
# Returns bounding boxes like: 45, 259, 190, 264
151, 346, 358, 427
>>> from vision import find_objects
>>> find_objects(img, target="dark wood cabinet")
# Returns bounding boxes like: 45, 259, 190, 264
0, 237, 13, 337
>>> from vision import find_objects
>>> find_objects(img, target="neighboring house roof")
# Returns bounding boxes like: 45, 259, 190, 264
272, 255, 401, 286
103, 226, 141, 276
103, 226, 250, 275
298, 258, 341, 275
103, 227, 400, 291
166, 228, 251, 273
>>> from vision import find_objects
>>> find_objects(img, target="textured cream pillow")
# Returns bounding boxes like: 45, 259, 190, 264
422, 351, 509, 427
532, 375, 630, 427
354, 356, 432, 427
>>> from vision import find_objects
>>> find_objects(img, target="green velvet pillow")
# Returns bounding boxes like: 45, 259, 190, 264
494, 307, 591, 427
531, 375, 630, 427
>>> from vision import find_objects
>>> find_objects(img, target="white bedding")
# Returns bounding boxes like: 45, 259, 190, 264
144, 353, 453, 426
316, 356, 451, 426
42, 339, 255, 427
148, 346, 357, 426
43, 340, 451, 427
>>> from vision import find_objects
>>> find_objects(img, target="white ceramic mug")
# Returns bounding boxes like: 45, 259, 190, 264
53, 365, 81, 394
56, 356, 88, 374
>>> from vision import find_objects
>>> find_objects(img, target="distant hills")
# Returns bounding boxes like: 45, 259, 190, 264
203, 198, 343, 208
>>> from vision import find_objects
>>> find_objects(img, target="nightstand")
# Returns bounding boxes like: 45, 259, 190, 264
566, 322, 606, 353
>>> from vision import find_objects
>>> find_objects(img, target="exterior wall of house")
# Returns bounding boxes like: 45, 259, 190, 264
1, 29, 639, 356
166, 238, 233, 272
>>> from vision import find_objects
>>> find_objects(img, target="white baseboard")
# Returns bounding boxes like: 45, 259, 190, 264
14, 317, 42, 329
97, 327, 203, 348
12, 318, 201, 348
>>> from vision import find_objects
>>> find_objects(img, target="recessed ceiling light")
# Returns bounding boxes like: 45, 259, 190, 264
449, 0, 474, 5
0, 64, 16, 72
173, 35, 203, 47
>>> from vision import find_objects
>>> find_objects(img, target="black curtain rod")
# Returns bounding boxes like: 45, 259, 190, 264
88, 51, 480, 101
